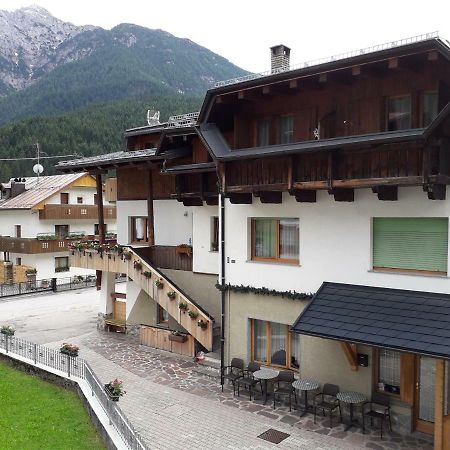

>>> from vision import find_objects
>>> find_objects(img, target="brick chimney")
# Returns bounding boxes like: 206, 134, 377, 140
270, 45, 291, 73
10, 178, 26, 198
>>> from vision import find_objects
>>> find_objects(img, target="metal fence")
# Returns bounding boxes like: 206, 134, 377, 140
0, 274, 127, 299
0, 333, 149, 450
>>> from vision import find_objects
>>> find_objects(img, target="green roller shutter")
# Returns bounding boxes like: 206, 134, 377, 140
373, 218, 448, 273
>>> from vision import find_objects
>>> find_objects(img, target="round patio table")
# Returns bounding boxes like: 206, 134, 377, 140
336, 391, 367, 431
292, 378, 320, 416
253, 368, 279, 405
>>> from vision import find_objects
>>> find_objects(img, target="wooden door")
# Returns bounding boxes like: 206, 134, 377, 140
60, 193, 69, 204
415, 356, 436, 435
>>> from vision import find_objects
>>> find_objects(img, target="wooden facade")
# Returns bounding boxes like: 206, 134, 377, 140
38, 204, 116, 220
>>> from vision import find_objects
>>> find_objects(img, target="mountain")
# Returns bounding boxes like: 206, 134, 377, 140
0, 6, 248, 125
0, 95, 202, 181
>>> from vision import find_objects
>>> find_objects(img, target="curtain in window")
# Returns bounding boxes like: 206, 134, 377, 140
270, 322, 286, 366
378, 349, 401, 391
279, 219, 299, 260
290, 332, 300, 369
280, 116, 294, 144
422, 92, 438, 127
254, 320, 267, 362
257, 120, 270, 147
134, 218, 146, 241
254, 219, 276, 258
387, 96, 411, 131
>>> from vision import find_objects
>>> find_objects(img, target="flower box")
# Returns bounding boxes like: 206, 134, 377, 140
178, 302, 188, 312
1, 329, 15, 336
155, 279, 164, 289
143, 271, 152, 279
104, 384, 120, 402
188, 310, 199, 320
167, 290, 176, 300
60, 348, 78, 357
198, 320, 208, 330
60, 343, 79, 357
168, 333, 187, 343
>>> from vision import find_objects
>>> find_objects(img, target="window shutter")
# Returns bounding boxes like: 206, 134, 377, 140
373, 218, 448, 273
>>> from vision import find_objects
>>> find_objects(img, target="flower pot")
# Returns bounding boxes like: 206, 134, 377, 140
104, 384, 120, 402
60, 348, 78, 357
168, 334, 187, 343
1, 330, 14, 336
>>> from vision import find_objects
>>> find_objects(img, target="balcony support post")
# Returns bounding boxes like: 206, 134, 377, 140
147, 169, 155, 246
95, 173, 105, 290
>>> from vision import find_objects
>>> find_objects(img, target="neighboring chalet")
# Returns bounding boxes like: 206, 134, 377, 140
0, 174, 116, 281
58, 33, 450, 446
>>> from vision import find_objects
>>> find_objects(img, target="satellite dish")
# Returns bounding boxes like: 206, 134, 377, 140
33, 164, 44, 175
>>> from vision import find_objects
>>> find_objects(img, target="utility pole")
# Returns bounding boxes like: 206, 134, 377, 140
35, 143, 40, 184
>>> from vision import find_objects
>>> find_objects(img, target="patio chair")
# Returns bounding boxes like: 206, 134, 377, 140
313, 383, 342, 428
221, 358, 244, 395
236, 362, 263, 400
362, 393, 392, 439
273, 370, 297, 411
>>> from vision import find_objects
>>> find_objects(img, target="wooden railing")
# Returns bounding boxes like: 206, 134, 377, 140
0, 235, 116, 254
134, 246, 193, 271
39, 204, 116, 220
70, 248, 214, 350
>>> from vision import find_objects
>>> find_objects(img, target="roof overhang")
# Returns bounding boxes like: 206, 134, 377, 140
292, 282, 450, 360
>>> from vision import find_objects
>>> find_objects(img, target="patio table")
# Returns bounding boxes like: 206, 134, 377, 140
253, 368, 279, 405
336, 391, 367, 431
292, 378, 320, 416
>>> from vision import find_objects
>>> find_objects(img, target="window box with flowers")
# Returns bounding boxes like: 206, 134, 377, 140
188, 310, 199, 320
104, 379, 126, 402
155, 279, 164, 289
167, 290, 176, 300
60, 342, 79, 357
168, 331, 188, 343
1, 325, 15, 336
178, 302, 188, 312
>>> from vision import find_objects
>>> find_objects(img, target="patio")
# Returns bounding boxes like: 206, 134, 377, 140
81, 331, 433, 450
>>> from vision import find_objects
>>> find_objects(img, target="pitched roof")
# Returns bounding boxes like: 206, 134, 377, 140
292, 282, 450, 359
0, 173, 87, 209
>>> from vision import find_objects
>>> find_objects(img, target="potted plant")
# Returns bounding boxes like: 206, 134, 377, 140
1, 325, 15, 336
198, 320, 208, 330
133, 261, 142, 271
155, 279, 164, 289
188, 310, 199, 320
143, 271, 152, 279
104, 378, 126, 402
178, 301, 188, 312
122, 250, 132, 260
167, 290, 176, 300
168, 331, 187, 343
60, 342, 79, 357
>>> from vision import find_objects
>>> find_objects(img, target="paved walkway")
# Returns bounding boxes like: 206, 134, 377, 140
46, 332, 432, 450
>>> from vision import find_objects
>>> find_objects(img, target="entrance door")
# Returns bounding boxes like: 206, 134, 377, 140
415, 356, 436, 434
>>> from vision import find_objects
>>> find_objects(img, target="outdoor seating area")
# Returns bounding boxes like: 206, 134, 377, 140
222, 359, 392, 439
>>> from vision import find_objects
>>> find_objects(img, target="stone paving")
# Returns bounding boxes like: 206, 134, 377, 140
69, 331, 433, 450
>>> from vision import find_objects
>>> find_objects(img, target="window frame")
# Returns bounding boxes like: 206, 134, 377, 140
211, 216, 219, 252
250, 319, 299, 370
250, 218, 299, 264
60, 193, 69, 204
77, 196, 83, 204
55, 256, 69, 272
386, 94, 412, 131
157, 305, 169, 325
374, 348, 401, 398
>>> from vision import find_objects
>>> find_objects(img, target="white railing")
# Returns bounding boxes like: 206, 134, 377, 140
215, 31, 441, 88
167, 111, 200, 128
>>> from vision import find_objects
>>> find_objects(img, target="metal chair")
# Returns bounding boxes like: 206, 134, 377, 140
236, 362, 263, 400
313, 383, 342, 428
221, 358, 244, 395
273, 370, 297, 412
362, 393, 392, 439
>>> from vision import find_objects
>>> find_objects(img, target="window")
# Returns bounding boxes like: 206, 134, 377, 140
211, 217, 219, 252
377, 349, 401, 395
55, 225, 69, 238
257, 119, 270, 146
16, 257, 22, 266
60, 193, 69, 204
77, 197, 83, 204
422, 92, 438, 127
157, 305, 169, 324
94, 194, 98, 205
94, 223, 107, 236
251, 218, 299, 263
251, 319, 299, 370
15, 225, 21, 238
130, 217, 148, 243
55, 256, 69, 272
386, 96, 411, 131
372, 218, 448, 275
279, 116, 294, 144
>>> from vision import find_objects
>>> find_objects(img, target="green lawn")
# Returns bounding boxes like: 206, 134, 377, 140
0, 360, 105, 450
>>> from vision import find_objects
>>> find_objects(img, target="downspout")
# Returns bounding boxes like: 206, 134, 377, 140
220, 190, 225, 389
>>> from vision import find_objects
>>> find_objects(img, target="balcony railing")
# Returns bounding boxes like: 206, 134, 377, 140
38, 204, 116, 220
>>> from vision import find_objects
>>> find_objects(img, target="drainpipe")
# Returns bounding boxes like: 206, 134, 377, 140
220, 191, 226, 388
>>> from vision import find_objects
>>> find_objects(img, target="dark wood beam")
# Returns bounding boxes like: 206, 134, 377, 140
147, 169, 155, 246
237, 91, 245, 100
290, 189, 316, 203
289, 79, 298, 89
182, 198, 203, 206
205, 196, 219, 206
428, 50, 439, 61
351, 66, 361, 76
341, 342, 358, 371
388, 57, 399, 69
328, 188, 354, 202
216, 96, 223, 104
319, 73, 327, 83
372, 185, 398, 201
254, 191, 282, 204
227, 193, 252, 204
262, 86, 270, 95
424, 183, 446, 200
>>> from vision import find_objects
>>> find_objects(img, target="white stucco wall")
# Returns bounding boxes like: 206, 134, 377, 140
225, 187, 450, 295
192, 205, 219, 274
116, 200, 192, 247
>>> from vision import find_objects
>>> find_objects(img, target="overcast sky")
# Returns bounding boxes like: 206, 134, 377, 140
2, 0, 450, 73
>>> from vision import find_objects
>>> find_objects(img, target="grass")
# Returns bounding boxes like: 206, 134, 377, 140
0, 360, 105, 450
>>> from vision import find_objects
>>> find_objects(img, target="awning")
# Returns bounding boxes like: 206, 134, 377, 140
292, 282, 450, 359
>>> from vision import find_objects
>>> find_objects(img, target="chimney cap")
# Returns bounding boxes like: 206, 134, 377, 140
270, 44, 291, 52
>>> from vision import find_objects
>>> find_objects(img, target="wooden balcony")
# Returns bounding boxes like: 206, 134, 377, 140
70, 248, 214, 350
38, 204, 116, 220
134, 246, 193, 271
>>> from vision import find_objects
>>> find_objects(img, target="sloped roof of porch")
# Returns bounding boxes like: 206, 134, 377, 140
292, 282, 450, 359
